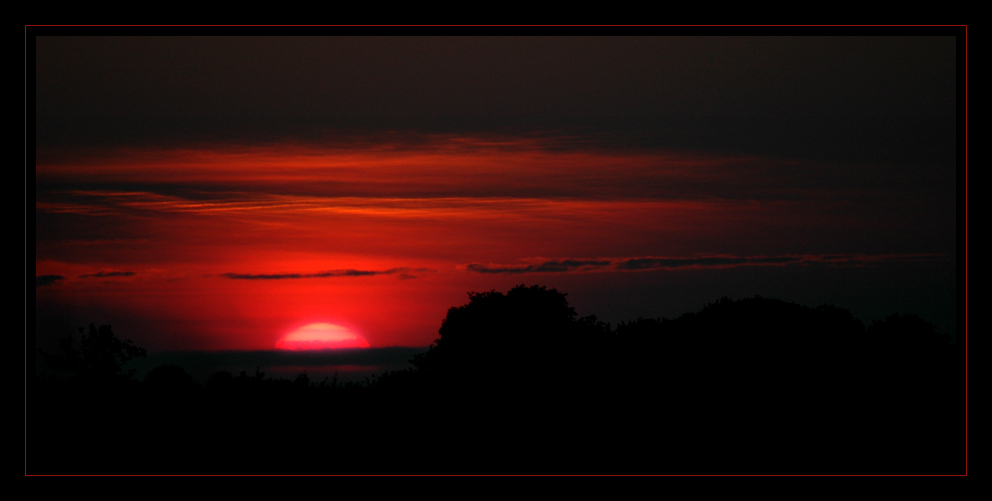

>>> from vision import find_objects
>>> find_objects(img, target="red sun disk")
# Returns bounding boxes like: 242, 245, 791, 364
276, 323, 371, 350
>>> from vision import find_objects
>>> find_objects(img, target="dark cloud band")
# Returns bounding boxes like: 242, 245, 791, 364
467, 259, 612, 274
615, 256, 804, 270
221, 267, 432, 280
36, 275, 65, 287
467, 253, 944, 274
79, 271, 137, 278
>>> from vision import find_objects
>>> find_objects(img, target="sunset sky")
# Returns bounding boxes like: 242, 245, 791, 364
32, 34, 961, 370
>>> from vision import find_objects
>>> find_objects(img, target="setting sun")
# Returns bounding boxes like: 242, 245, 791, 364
275, 323, 370, 350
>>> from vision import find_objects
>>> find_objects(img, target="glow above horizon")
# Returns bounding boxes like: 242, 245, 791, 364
34, 134, 954, 352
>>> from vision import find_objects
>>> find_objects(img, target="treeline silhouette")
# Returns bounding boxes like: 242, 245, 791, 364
27, 285, 964, 474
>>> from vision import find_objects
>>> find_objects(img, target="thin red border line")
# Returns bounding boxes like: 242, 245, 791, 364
963, 25, 968, 476
22, 27, 968, 478
24, 24, 968, 28
22, 473, 970, 476
23, 25, 28, 477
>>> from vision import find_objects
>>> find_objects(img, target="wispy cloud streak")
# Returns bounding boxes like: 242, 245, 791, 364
615, 256, 804, 270
221, 267, 433, 280
465, 253, 946, 274
79, 270, 137, 278
37, 136, 901, 203
466, 259, 612, 274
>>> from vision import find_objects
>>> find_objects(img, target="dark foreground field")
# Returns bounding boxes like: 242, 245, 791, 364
27, 287, 966, 475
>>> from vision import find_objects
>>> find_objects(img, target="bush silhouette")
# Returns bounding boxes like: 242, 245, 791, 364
144, 364, 198, 394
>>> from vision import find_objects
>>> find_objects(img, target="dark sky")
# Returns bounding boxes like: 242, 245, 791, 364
32, 32, 962, 358
36, 35, 956, 159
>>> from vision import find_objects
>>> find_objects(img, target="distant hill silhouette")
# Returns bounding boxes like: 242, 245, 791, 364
26, 285, 964, 474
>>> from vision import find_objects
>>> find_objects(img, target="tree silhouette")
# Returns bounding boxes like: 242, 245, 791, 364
26, 289, 963, 474
38, 324, 146, 384
866, 312, 949, 353
411, 284, 602, 390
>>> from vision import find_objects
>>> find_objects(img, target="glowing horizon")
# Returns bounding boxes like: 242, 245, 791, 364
34, 133, 957, 352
